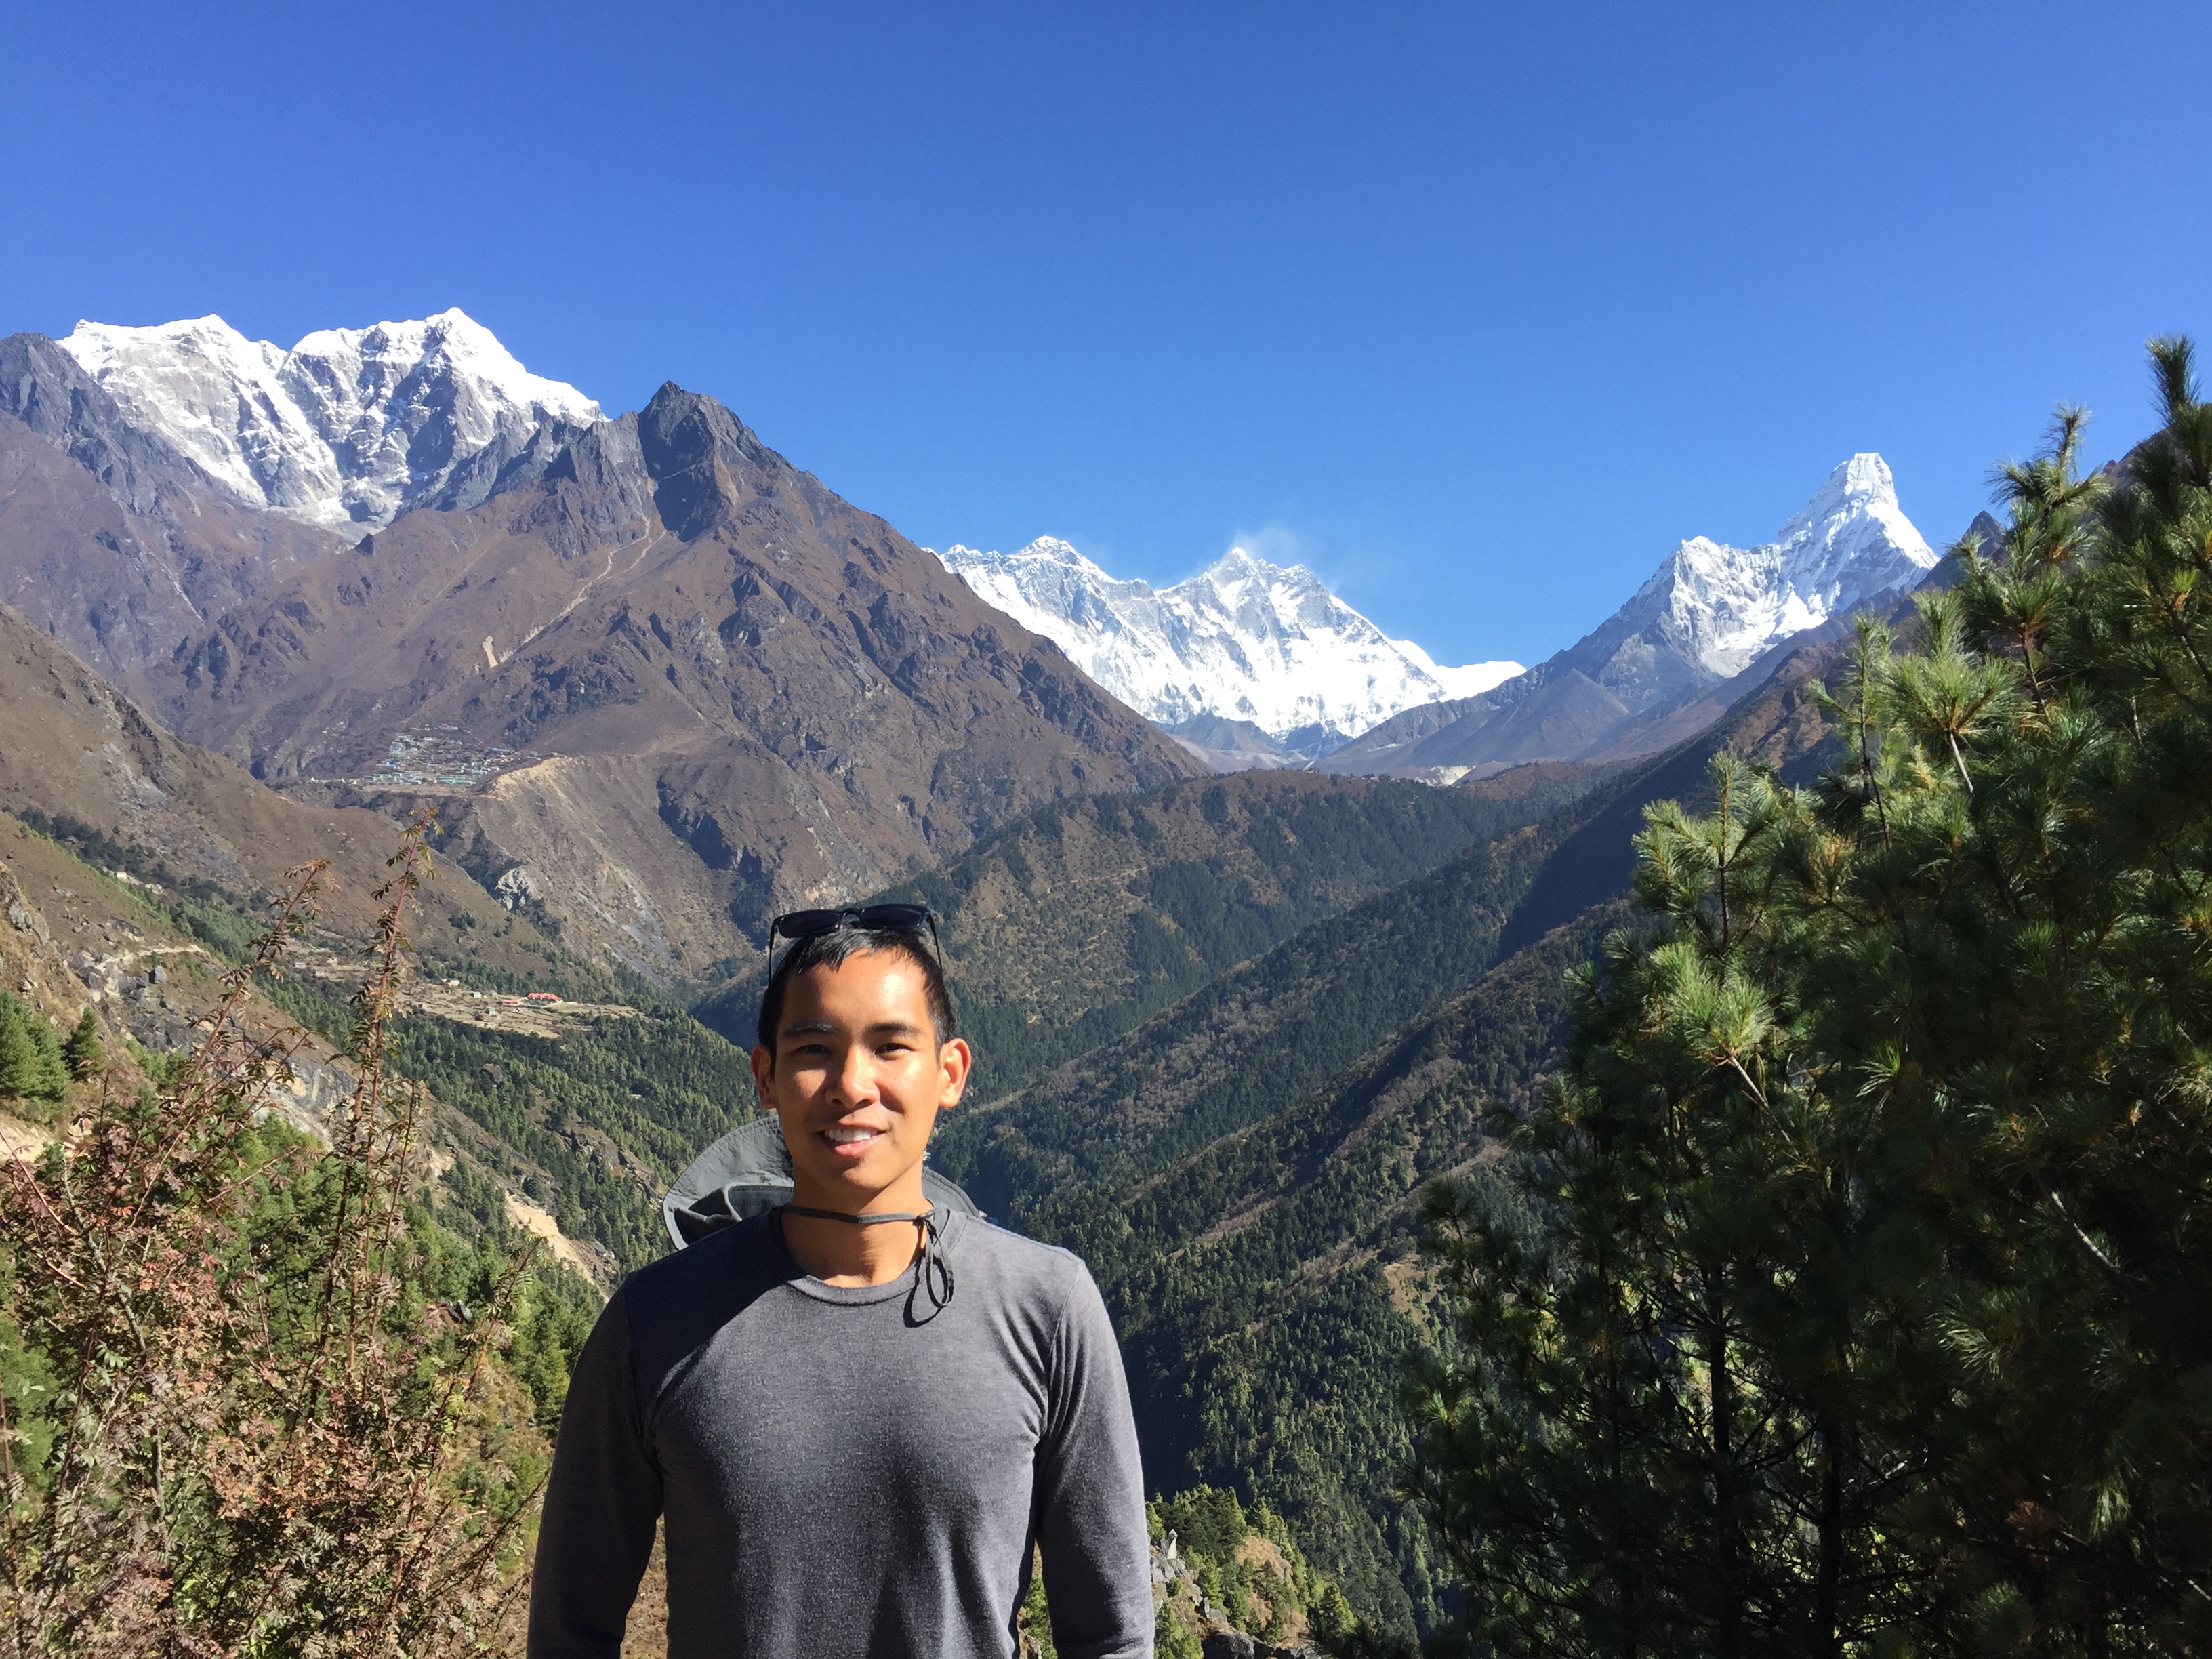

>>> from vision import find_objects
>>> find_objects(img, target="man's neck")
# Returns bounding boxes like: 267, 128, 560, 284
781, 1173, 932, 1287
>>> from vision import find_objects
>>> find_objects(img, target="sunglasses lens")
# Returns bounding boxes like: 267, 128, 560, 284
769, 909, 846, 940
856, 904, 930, 930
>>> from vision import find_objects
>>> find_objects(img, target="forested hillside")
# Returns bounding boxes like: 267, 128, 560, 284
1082, 907, 1624, 1632
394, 1014, 754, 1270
0, 806, 753, 1278
920, 635, 1852, 1636
695, 763, 1606, 1099
933, 808, 1567, 1213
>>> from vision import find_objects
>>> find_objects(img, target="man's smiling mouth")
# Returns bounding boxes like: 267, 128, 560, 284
824, 1126, 884, 1145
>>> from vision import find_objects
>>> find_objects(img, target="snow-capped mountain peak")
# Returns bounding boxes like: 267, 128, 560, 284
1765, 451, 1934, 601
937, 537, 1523, 741
1014, 535, 1113, 577
1653, 452, 1936, 679
58, 308, 600, 530
1316, 452, 1948, 779
1556, 452, 1938, 716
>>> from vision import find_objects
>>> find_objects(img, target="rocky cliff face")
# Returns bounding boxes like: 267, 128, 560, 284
0, 600, 529, 949
0, 325, 1199, 977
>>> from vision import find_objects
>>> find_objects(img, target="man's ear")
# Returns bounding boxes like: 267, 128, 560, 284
750, 1044, 777, 1105
937, 1037, 972, 1108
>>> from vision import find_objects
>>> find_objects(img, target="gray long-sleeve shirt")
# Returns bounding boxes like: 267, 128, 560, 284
527, 1208, 1154, 1659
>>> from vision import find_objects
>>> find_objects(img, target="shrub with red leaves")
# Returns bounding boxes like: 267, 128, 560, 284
1, 815, 535, 1658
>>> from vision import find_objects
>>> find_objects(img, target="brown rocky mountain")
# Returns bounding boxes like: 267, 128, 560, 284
0, 335, 1200, 977
0, 599, 528, 951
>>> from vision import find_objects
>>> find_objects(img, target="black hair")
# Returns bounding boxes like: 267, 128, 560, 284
755, 924, 957, 1067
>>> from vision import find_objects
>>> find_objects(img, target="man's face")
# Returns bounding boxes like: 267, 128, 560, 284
749, 947, 970, 1208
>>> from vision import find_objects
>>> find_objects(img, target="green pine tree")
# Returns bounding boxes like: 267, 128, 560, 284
1405, 754, 1909, 1658
1405, 338, 2212, 1658
0, 1002, 40, 1103
0, 994, 71, 1104
61, 1006, 104, 1081
26, 1017, 67, 1101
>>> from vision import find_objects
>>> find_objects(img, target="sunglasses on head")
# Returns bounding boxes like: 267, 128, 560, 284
766, 903, 941, 953
765, 904, 956, 1033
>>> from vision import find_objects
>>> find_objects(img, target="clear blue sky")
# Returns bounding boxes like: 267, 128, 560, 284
4, 1, 2207, 668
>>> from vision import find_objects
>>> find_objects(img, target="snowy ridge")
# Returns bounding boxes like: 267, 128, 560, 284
937, 537, 1522, 740
59, 309, 600, 530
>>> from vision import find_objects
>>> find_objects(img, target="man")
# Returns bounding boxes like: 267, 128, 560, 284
527, 907, 1155, 1658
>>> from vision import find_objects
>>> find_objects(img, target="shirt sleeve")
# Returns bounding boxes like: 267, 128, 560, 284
527, 1288, 664, 1659
1033, 1261, 1156, 1659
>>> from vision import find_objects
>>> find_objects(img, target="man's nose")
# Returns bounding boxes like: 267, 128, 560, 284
833, 1046, 879, 1102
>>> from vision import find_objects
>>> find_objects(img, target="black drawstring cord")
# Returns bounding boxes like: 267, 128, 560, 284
783, 1204, 956, 1318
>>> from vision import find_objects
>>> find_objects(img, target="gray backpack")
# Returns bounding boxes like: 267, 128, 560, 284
661, 1115, 981, 1249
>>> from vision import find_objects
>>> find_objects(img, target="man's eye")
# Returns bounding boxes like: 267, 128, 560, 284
878, 1043, 912, 1057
